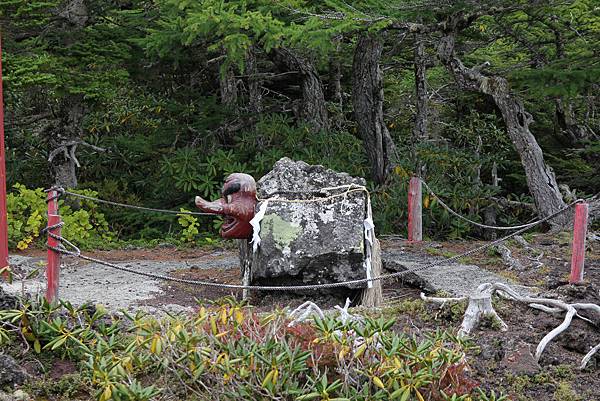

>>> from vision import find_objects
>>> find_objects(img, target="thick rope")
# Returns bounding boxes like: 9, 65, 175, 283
420, 179, 563, 231
52, 184, 369, 216
257, 184, 368, 203
46, 199, 580, 291
51, 187, 215, 216
44, 222, 82, 257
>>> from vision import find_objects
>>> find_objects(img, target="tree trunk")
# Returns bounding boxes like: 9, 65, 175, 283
554, 98, 598, 145
412, 35, 428, 176
351, 33, 397, 184
246, 46, 262, 114
215, 62, 241, 145
271, 47, 329, 132
549, 29, 598, 145
47, 95, 86, 188
219, 65, 238, 107
59, 0, 88, 27
328, 41, 343, 108
42, 0, 91, 188
437, 32, 569, 227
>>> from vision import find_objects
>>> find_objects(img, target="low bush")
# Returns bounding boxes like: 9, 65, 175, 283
7, 183, 114, 250
0, 296, 508, 401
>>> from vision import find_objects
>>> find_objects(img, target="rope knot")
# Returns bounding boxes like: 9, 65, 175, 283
44, 186, 65, 202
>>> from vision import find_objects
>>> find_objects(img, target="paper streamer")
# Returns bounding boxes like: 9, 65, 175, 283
250, 200, 269, 253
363, 196, 375, 288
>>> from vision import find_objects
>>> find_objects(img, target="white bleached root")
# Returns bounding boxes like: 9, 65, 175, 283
421, 282, 600, 368
287, 298, 363, 327
287, 301, 325, 327
421, 284, 508, 336
580, 342, 600, 370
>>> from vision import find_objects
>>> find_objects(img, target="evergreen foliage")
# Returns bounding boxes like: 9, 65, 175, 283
0, 0, 598, 243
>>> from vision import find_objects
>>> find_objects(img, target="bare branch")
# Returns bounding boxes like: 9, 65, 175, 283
48, 140, 106, 163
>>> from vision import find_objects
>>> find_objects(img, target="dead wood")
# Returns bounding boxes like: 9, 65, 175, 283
422, 282, 600, 368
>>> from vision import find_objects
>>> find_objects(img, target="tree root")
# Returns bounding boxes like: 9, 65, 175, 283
581, 342, 600, 369
494, 236, 545, 270
422, 282, 600, 368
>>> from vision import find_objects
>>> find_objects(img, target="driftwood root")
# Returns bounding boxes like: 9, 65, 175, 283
422, 282, 600, 369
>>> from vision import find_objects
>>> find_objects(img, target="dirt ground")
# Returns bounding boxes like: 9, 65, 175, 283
382, 234, 600, 401
9, 232, 600, 400
140, 233, 600, 401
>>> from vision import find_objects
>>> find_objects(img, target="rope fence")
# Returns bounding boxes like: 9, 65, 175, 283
419, 179, 549, 231
44, 195, 583, 293
52, 187, 215, 216
52, 183, 371, 217
38, 179, 595, 302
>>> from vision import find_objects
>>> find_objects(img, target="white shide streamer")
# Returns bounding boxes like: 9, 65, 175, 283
250, 200, 269, 253
363, 196, 375, 288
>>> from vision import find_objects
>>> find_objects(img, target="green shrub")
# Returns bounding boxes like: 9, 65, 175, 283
0, 296, 509, 401
177, 209, 200, 243
6, 184, 47, 250
7, 183, 115, 251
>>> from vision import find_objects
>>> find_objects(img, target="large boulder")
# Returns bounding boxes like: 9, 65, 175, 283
241, 158, 378, 301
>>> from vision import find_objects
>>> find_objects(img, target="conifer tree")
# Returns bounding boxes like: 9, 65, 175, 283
1, 0, 137, 187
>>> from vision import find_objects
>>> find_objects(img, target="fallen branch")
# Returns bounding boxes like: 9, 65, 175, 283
419, 293, 466, 305
489, 196, 535, 212
287, 301, 325, 327
421, 282, 600, 368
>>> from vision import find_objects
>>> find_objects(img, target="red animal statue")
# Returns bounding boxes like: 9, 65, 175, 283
195, 173, 257, 239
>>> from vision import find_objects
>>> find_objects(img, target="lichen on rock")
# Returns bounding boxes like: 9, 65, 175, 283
241, 158, 372, 294
261, 214, 302, 255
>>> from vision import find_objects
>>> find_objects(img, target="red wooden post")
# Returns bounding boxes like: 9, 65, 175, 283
408, 177, 422, 242
46, 190, 61, 302
569, 203, 588, 284
0, 33, 9, 274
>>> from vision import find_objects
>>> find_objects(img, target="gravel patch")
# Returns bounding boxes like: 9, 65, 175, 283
1, 253, 239, 314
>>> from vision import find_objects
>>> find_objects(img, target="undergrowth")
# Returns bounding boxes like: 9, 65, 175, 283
0, 296, 509, 401
7, 183, 114, 251
6, 183, 218, 251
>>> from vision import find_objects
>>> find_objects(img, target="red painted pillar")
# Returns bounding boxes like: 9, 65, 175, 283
569, 203, 588, 284
46, 190, 61, 302
0, 33, 9, 273
408, 177, 422, 242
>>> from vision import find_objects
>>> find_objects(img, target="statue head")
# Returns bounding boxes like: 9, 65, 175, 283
195, 173, 257, 239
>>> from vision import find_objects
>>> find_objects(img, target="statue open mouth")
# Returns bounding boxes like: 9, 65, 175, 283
195, 173, 257, 239
222, 215, 237, 234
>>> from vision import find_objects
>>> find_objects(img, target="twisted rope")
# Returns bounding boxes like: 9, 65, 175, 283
43, 221, 81, 257
420, 179, 566, 231
46, 199, 580, 291
50, 184, 369, 216
50, 187, 214, 216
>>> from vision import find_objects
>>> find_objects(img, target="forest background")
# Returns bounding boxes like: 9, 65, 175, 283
1, 0, 598, 249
